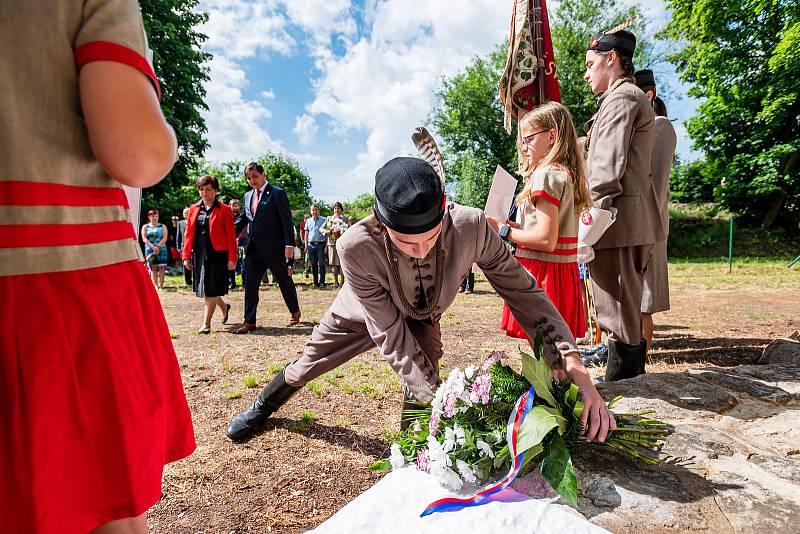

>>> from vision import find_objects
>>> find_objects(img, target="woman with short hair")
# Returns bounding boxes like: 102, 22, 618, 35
182, 175, 238, 334
141, 208, 168, 289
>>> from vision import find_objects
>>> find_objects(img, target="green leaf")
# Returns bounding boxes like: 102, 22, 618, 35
539, 434, 578, 507
566, 383, 579, 408
368, 459, 391, 471
516, 406, 559, 452
521, 350, 557, 408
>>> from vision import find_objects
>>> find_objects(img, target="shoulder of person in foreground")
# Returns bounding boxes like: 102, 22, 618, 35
336, 216, 381, 257
654, 116, 677, 144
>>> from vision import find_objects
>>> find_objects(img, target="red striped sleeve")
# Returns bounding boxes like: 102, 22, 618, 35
75, 41, 161, 100
530, 189, 561, 207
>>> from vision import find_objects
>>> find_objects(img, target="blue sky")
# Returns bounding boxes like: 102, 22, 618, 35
197, 0, 700, 202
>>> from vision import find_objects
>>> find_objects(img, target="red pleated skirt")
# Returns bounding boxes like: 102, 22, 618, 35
0, 260, 196, 534
501, 256, 586, 340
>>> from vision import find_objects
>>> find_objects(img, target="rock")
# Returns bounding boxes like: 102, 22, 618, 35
759, 338, 800, 364
581, 363, 800, 533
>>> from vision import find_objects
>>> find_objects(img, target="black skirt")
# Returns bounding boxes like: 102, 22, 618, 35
193, 247, 229, 298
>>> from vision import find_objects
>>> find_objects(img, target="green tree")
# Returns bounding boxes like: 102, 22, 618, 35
343, 193, 376, 224
551, 0, 657, 128
669, 156, 718, 203
139, 0, 210, 217
431, 2, 663, 209
665, 0, 800, 227
431, 46, 517, 208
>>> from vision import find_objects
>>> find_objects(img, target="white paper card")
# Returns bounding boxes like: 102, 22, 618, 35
123, 185, 141, 235
483, 165, 518, 221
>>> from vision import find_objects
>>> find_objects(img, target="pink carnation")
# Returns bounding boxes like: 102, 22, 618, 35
416, 448, 430, 472
481, 351, 505, 371
443, 392, 457, 418
413, 420, 422, 432
469, 374, 492, 405
428, 411, 440, 436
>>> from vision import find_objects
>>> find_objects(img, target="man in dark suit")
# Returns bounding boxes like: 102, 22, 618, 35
235, 162, 301, 334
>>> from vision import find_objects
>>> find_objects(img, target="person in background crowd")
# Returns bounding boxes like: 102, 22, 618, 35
300, 212, 312, 279
635, 69, 677, 352
582, 27, 664, 380
168, 215, 179, 267
325, 201, 348, 289
487, 101, 591, 341
235, 162, 301, 334
459, 271, 475, 293
177, 206, 192, 287
141, 208, 168, 290
1, 2, 195, 531
225, 156, 614, 445
228, 199, 242, 289
182, 175, 237, 334
305, 203, 327, 288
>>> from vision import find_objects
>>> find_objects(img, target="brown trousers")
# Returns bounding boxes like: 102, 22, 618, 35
591, 245, 653, 345
284, 312, 443, 387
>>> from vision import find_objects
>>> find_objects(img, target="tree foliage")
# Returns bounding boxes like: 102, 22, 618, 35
430, 0, 661, 209
139, 0, 210, 217
343, 193, 376, 224
550, 0, 656, 128
665, 0, 800, 227
669, 156, 718, 203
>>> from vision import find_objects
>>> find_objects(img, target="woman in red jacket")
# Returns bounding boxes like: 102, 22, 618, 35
183, 175, 238, 333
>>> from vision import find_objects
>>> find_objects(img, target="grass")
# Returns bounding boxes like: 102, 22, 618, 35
669, 259, 800, 290
288, 410, 318, 433
226, 389, 242, 399
306, 380, 325, 396
243, 375, 259, 388
268, 363, 284, 374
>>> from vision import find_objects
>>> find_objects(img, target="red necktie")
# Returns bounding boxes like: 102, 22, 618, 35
251, 189, 261, 216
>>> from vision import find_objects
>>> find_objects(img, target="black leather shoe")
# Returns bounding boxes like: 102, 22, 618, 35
580, 344, 608, 367
604, 339, 641, 382
225, 368, 301, 442
637, 338, 647, 376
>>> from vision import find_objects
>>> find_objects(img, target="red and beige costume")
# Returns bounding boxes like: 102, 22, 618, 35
0, 1, 195, 532
501, 164, 585, 339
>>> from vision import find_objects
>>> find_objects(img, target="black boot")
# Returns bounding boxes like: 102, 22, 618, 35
225, 368, 301, 442
604, 339, 641, 382
637, 338, 647, 376
399, 392, 422, 431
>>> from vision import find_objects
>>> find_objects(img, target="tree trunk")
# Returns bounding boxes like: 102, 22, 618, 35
761, 191, 786, 228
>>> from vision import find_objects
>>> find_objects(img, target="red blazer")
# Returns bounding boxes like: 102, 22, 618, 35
182, 200, 238, 263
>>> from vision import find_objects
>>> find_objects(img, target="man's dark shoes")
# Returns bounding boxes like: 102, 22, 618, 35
604, 339, 641, 382
638, 338, 647, 375
580, 343, 608, 367
226, 368, 301, 442
235, 322, 256, 334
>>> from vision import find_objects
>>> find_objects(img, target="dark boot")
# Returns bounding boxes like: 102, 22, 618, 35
225, 368, 301, 442
637, 338, 647, 376
399, 392, 422, 431
604, 339, 641, 382
580, 344, 608, 367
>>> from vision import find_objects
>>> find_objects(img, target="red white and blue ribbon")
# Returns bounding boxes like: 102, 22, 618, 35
420, 386, 536, 517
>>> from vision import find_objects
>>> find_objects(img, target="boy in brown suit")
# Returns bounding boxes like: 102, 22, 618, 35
226, 157, 616, 444
583, 28, 665, 381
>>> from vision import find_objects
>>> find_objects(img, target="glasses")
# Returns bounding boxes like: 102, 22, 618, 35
521, 129, 548, 147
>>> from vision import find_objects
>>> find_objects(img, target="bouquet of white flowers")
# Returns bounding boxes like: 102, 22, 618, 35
370, 332, 667, 514
321, 217, 349, 244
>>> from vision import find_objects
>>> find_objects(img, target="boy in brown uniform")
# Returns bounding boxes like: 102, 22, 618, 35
226, 156, 616, 444
583, 28, 665, 380
635, 69, 677, 351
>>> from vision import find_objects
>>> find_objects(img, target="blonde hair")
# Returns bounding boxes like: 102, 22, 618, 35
515, 102, 591, 213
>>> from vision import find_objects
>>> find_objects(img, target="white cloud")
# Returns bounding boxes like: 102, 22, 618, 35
293, 114, 319, 145
261, 89, 276, 99
198, 0, 295, 162
305, 0, 509, 198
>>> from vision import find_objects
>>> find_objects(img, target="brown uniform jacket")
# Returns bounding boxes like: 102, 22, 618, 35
651, 116, 677, 236
585, 79, 665, 249
332, 203, 578, 401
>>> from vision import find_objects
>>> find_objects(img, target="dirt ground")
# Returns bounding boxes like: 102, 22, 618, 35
149, 261, 799, 533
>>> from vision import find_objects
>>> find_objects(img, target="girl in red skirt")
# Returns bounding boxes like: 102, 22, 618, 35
1, 2, 195, 533
487, 101, 591, 340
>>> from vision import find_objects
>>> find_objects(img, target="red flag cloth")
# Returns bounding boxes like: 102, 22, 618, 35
499, 0, 561, 133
